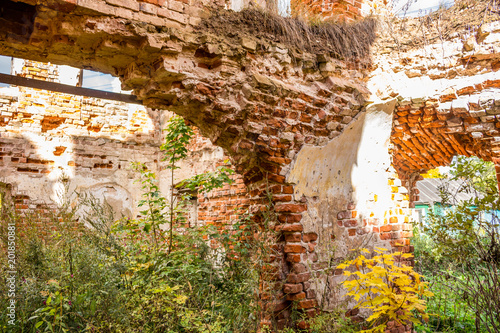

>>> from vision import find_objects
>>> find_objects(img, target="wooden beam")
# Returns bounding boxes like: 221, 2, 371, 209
0, 73, 142, 105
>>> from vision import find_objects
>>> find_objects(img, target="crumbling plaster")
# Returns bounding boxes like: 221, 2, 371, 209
287, 99, 409, 308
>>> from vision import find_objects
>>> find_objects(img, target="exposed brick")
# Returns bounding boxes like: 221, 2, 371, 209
380, 233, 392, 240
337, 210, 350, 220
287, 273, 311, 283
106, 0, 140, 11
302, 232, 318, 242
284, 244, 306, 253
286, 292, 306, 301
283, 283, 303, 294
296, 299, 318, 309
286, 254, 302, 263
344, 219, 357, 227
380, 225, 392, 232
284, 233, 302, 242
292, 263, 307, 273
276, 224, 303, 232
275, 203, 307, 213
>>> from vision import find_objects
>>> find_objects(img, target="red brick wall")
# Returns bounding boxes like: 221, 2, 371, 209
291, 0, 383, 22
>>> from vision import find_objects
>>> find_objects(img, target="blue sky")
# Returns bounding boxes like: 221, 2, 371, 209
394, 0, 454, 17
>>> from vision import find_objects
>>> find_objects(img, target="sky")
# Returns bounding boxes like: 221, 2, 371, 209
393, 0, 454, 17
273, 0, 454, 17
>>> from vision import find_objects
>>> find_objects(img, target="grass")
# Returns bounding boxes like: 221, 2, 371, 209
201, 8, 377, 61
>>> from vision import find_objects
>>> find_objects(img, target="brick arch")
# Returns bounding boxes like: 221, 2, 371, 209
391, 92, 500, 200
0, 0, 377, 328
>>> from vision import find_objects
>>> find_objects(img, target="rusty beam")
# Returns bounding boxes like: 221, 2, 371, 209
0, 73, 141, 105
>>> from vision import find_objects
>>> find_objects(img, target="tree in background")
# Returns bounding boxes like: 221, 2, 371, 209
416, 156, 500, 332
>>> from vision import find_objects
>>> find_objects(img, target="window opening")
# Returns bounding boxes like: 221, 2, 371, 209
0, 55, 12, 88
174, 186, 199, 228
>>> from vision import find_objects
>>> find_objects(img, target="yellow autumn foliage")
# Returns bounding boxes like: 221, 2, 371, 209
338, 248, 433, 333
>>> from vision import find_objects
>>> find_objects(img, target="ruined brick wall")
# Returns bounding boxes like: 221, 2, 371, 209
0, 61, 254, 261
0, 0, 398, 329
290, 0, 388, 22
1, 0, 497, 331
0, 59, 160, 217
0, 60, 251, 228
370, 2, 500, 188
161, 123, 252, 228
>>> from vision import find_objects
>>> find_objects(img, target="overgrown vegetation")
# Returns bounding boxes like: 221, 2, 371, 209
0, 116, 266, 332
413, 156, 500, 333
3, 116, 500, 333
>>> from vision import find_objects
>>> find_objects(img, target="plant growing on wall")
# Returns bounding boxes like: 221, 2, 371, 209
338, 248, 433, 333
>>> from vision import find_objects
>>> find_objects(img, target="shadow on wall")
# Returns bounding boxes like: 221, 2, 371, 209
0, 57, 162, 217
0, 130, 157, 218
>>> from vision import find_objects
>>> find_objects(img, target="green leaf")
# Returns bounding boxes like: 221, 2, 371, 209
90, 300, 96, 315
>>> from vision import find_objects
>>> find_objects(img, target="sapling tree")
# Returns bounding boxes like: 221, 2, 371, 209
339, 248, 433, 333
133, 115, 235, 254
160, 115, 194, 254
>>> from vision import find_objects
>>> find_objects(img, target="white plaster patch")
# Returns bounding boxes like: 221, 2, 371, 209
288, 99, 396, 221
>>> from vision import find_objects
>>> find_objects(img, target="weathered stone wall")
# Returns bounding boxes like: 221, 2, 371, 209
0, 0, 405, 329
0, 0, 497, 331
0, 59, 251, 228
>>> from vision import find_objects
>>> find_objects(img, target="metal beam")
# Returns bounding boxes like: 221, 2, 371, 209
0, 73, 142, 105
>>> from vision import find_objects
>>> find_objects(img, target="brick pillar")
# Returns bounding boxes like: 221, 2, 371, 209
241, 170, 319, 330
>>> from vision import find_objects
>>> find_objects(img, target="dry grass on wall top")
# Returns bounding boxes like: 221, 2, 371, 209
201, 9, 377, 61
